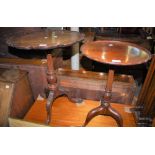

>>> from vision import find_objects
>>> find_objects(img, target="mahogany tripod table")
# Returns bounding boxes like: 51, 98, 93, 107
80, 40, 151, 127
45, 40, 151, 127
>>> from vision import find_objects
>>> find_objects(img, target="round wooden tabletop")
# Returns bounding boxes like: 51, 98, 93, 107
81, 40, 151, 66
6, 30, 85, 50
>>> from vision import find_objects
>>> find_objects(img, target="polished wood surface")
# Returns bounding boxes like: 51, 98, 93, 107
24, 97, 136, 127
95, 34, 152, 51
7, 30, 85, 50
81, 40, 151, 66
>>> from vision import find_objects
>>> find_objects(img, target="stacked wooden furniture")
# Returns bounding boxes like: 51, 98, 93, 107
132, 55, 155, 126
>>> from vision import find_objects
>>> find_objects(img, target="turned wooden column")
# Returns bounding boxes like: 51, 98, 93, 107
46, 54, 57, 124
83, 70, 123, 127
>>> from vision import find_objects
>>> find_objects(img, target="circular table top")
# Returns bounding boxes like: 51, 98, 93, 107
6, 30, 85, 50
81, 40, 151, 66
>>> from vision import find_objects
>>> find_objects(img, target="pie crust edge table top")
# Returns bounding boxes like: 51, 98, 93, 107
81, 40, 152, 66
6, 30, 85, 50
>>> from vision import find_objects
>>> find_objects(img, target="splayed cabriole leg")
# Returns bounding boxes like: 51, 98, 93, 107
83, 100, 123, 127
83, 70, 123, 127
46, 91, 55, 124
104, 102, 123, 127
46, 54, 57, 125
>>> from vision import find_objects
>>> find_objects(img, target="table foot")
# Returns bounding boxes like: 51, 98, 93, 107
82, 103, 123, 127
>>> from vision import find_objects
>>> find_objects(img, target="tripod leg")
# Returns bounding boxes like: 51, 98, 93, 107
46, 91, 55, 125
46, 54, 57, 125
83, 103, 123, 127
83, 69, 123, 127
83, 105, 104, 126
104, 104, 123, 127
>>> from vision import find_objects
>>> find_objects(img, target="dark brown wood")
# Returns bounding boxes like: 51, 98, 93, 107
80, 40, 151, 127
6, 30, 85, 50
46, 54, 58, 124
136, 55, 155, 107
81, 40, 151, 66
132, 55, 155, 126
0, 27, 42, 58
0, 68, 34, 126
5, 29, 86, 126
83, 70, 123, 127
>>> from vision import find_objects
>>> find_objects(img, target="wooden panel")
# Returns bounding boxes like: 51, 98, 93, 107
0, 82, 14, 126
10, 73, 34, 118
24, 97, 136, 127
0, 68, 34, 126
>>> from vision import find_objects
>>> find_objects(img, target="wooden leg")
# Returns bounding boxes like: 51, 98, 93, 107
83, 103, 123, 127
83, 105, 104, 126
103, 103, 123, 127
46, 54, 57, 125
46, 91, 55, 125
83, 69, 123, 127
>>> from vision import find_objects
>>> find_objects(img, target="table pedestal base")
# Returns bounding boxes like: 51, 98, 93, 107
46, 54, 123, 127
83, 70, 123, 127
46, 90, 84, 124
83, 102, 123, 127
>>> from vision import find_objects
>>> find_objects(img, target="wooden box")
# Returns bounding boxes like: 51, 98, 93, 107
57, 69, 137, 104
0, 68, 34, 126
